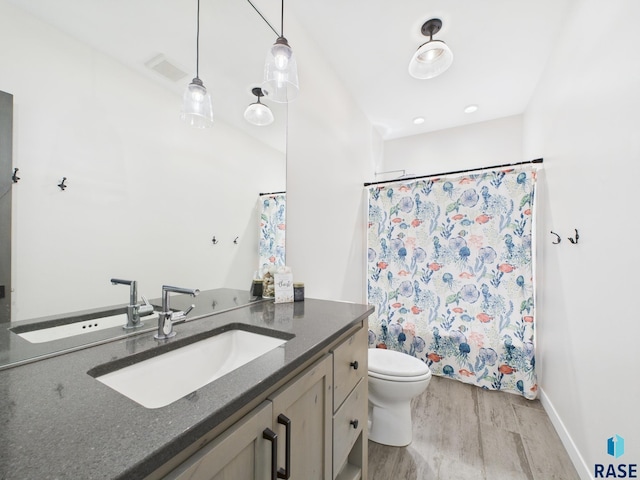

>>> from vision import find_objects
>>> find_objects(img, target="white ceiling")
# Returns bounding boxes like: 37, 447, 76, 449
7, 0, 575, 141
285, 0, 576, 140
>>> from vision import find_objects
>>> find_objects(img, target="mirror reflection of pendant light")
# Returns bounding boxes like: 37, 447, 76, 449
262, 0, 299, 103
180, 0, 214, 128
244, 87, 274, 126
408, 18, 453, 80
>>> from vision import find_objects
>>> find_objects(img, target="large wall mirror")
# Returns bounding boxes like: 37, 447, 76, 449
0, 0, 286, 323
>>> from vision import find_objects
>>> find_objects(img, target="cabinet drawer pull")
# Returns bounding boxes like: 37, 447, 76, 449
262, 428, 278, 480
277, 414, 291, 479
350, 419, 359, 429
350, 360, 359, 370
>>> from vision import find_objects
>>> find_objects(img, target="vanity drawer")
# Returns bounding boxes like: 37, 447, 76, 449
333, 377, 366, 478
333, 324, 367, 410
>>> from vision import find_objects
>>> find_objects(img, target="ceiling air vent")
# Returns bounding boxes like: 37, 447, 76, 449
144, 54, 188, 82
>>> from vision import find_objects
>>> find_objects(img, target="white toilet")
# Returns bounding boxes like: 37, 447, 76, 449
368, 348, 432, 447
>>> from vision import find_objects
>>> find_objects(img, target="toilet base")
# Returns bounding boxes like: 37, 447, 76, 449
368, 402, 413, 447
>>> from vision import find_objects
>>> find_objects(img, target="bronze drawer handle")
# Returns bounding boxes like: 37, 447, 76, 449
350, 419, 359, 429
262, 428, 278, 480
350, 361, 359, 370
277, 414, 291, 479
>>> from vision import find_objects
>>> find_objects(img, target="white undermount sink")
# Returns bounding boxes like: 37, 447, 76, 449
93, 328, 289, 409
14, 313, 158, 344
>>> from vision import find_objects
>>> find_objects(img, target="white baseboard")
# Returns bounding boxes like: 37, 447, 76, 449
539, 387, 593, 480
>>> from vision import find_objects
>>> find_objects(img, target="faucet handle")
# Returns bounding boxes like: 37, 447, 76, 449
171, 304, 196, 323
137, 295, 154, 316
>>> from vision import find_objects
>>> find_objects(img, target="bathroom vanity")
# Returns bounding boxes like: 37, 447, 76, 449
0, 290, 372, 480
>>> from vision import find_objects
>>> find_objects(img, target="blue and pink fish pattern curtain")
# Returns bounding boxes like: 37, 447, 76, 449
367, 168, 538, 399
258, 193, 286, 275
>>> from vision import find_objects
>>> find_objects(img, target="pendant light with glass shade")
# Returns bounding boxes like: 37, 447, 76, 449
180, 0, 214, 128
262, 0, 299, 103
244, 87, 274, 126
408, 18, 454, 80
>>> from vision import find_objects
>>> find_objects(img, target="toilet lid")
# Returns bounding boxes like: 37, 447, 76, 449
368, 348, 430, 377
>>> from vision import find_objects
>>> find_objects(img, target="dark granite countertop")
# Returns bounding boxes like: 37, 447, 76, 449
0, 289, 269, 371
0, 290, 373, 480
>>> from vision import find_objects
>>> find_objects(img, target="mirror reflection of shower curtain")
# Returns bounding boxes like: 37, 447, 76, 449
258, 193, 286, 275
0, 91, 13, 323
366, 167, 538, 399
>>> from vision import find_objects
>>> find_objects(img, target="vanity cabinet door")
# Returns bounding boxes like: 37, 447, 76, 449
166, 401, 273, 480
268, 354, 333, 480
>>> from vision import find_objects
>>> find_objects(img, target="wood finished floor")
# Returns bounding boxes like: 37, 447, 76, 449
368, 376, 580, 480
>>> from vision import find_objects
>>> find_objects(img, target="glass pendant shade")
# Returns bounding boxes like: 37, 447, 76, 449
408, 39, 453, 79
262, 37, 299, 103
244, 101, 274, 126
181, 77, 214, 128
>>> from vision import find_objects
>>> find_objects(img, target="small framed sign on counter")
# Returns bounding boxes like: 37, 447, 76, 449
274, 273, 294, 303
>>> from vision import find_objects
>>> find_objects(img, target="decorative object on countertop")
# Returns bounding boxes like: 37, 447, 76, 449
293, 282, 304, 302
274, 266, 293, 303
250, 278, 263, 297
262, 267, 275, 298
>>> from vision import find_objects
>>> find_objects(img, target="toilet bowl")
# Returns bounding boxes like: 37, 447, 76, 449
368, 348, 432, 447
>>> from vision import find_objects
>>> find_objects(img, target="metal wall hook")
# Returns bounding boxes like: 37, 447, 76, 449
233, 237, 239, 244
568, 229, 579, 244
12, 168, 20, 183
211, 236, 218, 245
550, 231, 561, 244
58, 177, 67, 191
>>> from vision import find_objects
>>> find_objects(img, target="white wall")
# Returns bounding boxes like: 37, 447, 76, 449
0, 2, 285, 320
284, 13, 380, 304
383, 115, 524, 178
523, 0, 640, 477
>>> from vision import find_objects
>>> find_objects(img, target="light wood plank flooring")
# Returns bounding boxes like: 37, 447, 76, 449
368, 376, 580, 480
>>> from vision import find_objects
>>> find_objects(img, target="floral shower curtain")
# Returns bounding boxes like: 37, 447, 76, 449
258, 193, 286, 274
367, 168, 538, 399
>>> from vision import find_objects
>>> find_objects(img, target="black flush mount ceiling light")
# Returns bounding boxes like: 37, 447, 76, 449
244, 87, 274, 126
262, 0, 299, 103
408, 18, 454, 80
180, 0, 214, 128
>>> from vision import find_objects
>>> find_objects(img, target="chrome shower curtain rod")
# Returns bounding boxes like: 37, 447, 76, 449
364, 158, 543, 187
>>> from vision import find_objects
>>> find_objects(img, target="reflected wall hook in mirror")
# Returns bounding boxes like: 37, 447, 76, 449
211, 236, 218, 245
12, 168, 20, 183
550, 231, 561, 244
568, 228, 579, 244
233, 237, 239, 244
58, 177, 67, 191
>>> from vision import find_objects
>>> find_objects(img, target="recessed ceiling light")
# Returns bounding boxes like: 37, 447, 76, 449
464, 104, 479, 114
413, 117, 425, 125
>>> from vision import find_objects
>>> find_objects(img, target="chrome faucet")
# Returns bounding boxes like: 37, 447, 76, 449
154, 285, 200, 340
110, 278, 154, 329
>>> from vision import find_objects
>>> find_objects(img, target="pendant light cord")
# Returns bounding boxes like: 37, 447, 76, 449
196, 0, 200, 78
280, 0, 284, 37
245, 0, 279, 37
